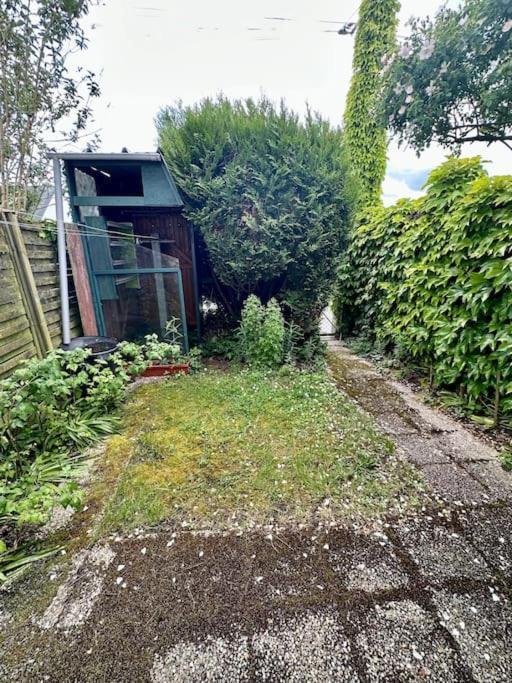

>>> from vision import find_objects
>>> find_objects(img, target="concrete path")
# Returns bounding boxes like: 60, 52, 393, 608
327, 340, 512, 506
1, 343, 512, 682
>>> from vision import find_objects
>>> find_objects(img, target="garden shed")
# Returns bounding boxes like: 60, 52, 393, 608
51, 152, 200, 349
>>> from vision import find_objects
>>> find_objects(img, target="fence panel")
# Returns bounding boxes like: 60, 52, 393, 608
0, 214, 81, 378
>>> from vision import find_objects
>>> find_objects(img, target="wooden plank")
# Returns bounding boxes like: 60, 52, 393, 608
0, 316, 30, 339
0, 330, 35, 358
66, 226, 98, 335
0, 303, 28, 325
0, 348, 36, 378
2, 212, 52, 356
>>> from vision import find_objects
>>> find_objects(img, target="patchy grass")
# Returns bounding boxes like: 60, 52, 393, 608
98, 367, 424, 533
500, 450, 512, 472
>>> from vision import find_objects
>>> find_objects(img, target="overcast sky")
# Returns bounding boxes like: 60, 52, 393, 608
69, 0, 510, 205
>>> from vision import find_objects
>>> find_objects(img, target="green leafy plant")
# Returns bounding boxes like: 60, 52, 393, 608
239, 295, 285, 368
0, 543, 61, 585
143, 334, 181, 365
200, 332, 241, 361
0, 0, 100, 211
500, 450, 512, 472
335, 157, 512, 426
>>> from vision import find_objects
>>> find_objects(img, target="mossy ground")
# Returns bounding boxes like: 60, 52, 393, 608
98, 366, 423, 533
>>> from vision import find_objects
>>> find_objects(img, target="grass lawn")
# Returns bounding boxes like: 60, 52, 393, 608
98, 367, 424, 533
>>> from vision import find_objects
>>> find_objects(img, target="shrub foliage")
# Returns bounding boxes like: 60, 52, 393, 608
239, 295, 285, 368
157, 97, 353, 337
335, 157, 512, 423
381, 0, 512, 151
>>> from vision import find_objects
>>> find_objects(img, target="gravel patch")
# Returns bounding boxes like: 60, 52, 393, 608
395, 519, 491, 582
36, 544, 115, 631
328, 530, 409, 592
354, 599, 461, 682
420, 463, 489, 503
151, 634, 250, 683
463, 461, 512, 502
459, 507, 512, 573
399, 435, 452, 466
252, 611, 360, 682
432, 588, 512, 682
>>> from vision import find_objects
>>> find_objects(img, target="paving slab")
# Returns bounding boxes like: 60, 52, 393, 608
436, 430, 496, 463
463, 461, 512, 502
389, 381, 458, 434
432, 588, 512, 682
420, 462, 491, 503
375, 411, 421, 437
395, 519, 492, 583
151, 634, 250, 683
251, 611, 360, 682
353, 600, 462, 682
327, 529, 410, 592
400, 435, 453, 466
459, 507, 512, 573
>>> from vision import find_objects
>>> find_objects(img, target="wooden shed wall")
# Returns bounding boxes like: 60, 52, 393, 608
131, 212, 197, 327
0, 218, 81, 378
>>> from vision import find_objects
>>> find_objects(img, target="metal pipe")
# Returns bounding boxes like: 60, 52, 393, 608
53, 157, 71, 345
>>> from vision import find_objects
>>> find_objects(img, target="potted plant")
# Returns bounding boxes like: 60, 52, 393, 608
140, 318, 191, 378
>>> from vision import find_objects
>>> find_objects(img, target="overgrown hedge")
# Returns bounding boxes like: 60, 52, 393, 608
334, 157, 512, 423
157, 97, 354, 341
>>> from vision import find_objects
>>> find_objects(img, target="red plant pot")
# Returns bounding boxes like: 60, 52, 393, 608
141, 363, 190, 378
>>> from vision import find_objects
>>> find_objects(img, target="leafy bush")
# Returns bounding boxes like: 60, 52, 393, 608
157, 97, 354, 339
334, 157, 512, 425
0, 332, 194, 531
500, 450, 512, 472
239, 295, 285, 368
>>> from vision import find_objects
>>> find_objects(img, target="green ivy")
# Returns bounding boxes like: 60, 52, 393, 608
343, 0, 400, 206
335, 157, 512, 424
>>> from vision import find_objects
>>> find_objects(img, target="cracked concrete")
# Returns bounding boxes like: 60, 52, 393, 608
327, 340, 512, 505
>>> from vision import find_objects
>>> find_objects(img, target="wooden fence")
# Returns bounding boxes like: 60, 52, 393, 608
0, 212, 81, 378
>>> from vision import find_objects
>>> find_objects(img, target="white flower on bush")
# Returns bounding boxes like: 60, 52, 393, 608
405, 84, 414, 94
399, 43, 412, 58
394, 83, 404, 95
399, 105, 407, 115
419, 39, 435, 60
502, 19, 512, 33
405, 95, 413, 104
439, 61, 449, 74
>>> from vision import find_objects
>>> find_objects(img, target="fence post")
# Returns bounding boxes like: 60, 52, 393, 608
2, 212, 53, 357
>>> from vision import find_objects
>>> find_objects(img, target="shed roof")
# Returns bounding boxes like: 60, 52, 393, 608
51, 151, 183, 209
48, 152, 161, 162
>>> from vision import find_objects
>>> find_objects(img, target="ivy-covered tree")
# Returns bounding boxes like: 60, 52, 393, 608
343, 0, 400, 205
0, 0, 99, 211
382, 0, 512, 151
157, 97, 354, 336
